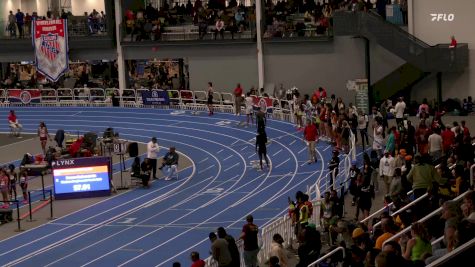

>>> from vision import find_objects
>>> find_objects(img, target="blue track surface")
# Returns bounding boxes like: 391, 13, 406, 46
0, 107, 362, 267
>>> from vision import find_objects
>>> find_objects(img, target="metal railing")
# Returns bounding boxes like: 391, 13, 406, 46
360, 190, 414, 224
307, 246, 345, 267
372, 192, 428, 229
425, 236, 475, 267
383, 190, 472, 247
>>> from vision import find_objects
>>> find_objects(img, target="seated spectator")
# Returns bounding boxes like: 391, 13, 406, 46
159, 146, 179, 180
227, 19, 239, 39
400, 222, 432, 263
8, 110, 22, 137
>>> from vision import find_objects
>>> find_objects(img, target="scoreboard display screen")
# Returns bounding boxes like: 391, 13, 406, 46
52, 157, 112, 199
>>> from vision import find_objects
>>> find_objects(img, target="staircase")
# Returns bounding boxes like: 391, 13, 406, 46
333, 10, 469, 102
372, 62, 429, 103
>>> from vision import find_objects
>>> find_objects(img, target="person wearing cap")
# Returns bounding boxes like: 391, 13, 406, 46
303, 119, 318, 163
379, 150, 395, 195
8, 110, 22, 137
147, 137, 159, 179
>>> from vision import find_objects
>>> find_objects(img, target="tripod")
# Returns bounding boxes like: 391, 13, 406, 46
113, 141, 129, 190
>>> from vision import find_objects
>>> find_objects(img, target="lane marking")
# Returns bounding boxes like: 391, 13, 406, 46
271, 149, 282, 157
274, 158, 290, 169
224, 163, 239, 172
197, 165, 215, 174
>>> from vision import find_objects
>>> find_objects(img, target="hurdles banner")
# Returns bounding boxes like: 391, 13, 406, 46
33, 19, 69, 82
142, 90, 170, 105
8, 89, 41, 104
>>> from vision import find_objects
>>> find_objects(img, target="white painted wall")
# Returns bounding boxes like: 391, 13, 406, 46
71, 0, 105, 16
410, 0, 474, 101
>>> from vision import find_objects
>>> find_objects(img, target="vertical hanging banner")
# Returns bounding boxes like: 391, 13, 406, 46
33, 19, 69, 82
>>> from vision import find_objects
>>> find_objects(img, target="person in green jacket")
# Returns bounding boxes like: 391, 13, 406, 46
406, 155, 442, 199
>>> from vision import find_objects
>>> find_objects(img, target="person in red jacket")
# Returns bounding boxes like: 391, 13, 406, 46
190, 251, 205, 267
441, 125, 455, 155
303, 119, 318, 163
234, 83, 243, 116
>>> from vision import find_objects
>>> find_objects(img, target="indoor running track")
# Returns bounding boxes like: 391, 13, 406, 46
0, 107, 356, 267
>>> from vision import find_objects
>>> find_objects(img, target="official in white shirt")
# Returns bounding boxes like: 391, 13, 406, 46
394, 97, 406, 127
147, 137, 160, 179
379, 150, 395, 195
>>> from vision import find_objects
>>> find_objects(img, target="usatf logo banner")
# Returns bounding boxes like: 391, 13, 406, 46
33, 19, 69, 82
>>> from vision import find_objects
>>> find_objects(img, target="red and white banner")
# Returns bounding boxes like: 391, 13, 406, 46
33, 19, 69, 82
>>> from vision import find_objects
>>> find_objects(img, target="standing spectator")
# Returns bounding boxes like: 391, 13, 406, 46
8, 11, 16, 37
347, 160, 360, 206
303, 120, 318, 163
406, 120, 416, 155
328, 149, 340, 187
394, 97, 406, 127
357, 109, 369, 150
147, 137, 160, 179
190, 251, 205, 267
441, 125, 455, 156
207, 82, 214, 115
24, 13, 32, 35
217, 227, 240, 267
373, 118, 384, 157
8, 110, 22, 137
7, 165, 17, 201
209, 232, 232, 267
234, 83, 243, 115
37, 122, 51, 155
244, 92, 254, 126
449, 35, 457, 48
416, 120, 430, 155
255, 129, 269, 170
385, 127, 396, 156
15, 9, 25, 38
215, 17, 225, 39
400, 0, 408, 24
18, 169, 28, 204
428, 128, 443, 161
240, 215, 259, 267
379, 150, 395, 195
0, 169, 9, 208
407, 154, 442, 211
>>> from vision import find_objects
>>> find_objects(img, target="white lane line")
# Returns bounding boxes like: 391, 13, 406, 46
198, 157, 209, 164
298, 146, 307, 154
271, 149, 282, 157
289, 140, 296, 145
223, 163, 239, 172
247, 153, 256, 159
274, 158, 290, 169
216, 149, 224, 154
223, 155, 233, 161
71, 111, 82, 116
323, 145, 332, 151
197, 165, 215, 174
240, 146, 247, 151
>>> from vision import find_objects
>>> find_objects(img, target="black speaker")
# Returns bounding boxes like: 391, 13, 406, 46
128, 142, 138, 157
